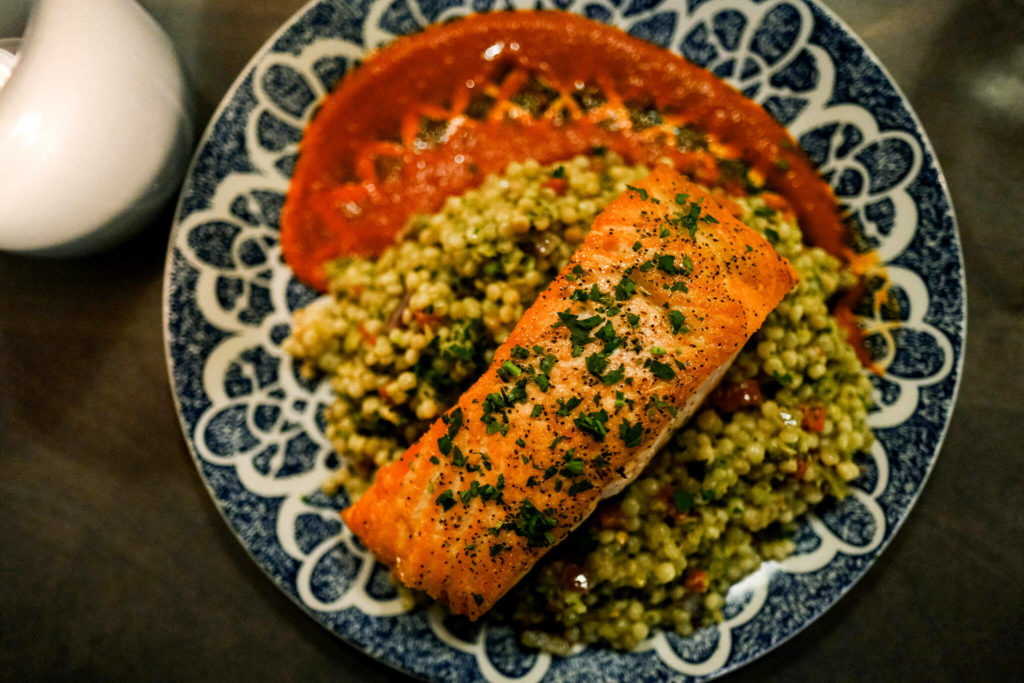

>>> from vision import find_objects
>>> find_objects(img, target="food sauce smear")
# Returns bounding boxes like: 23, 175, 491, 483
281, 11, 851, 292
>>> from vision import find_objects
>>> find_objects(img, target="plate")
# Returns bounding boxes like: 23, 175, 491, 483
162, 1, 965, 680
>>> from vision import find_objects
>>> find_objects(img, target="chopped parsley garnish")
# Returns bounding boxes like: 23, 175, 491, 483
511, 500, 558, 547
614, 275, 637, 300
669, 199, 704, 239
574, 409, 610, 440
556, 311, 604, 353
552, 165, 566, 178
442, 407, 463, 435
588, 283, 612, 305
567, 480, 594, 495
586, 351, 610, 378
484, 418, 508, 435
601, 364, 626, 385
507, 379, 528, 405
625, 184, 648, 201
483, 260, 505, 277
564, 264, 586, 282
482, 391, 505, 414
446, 343, 473, 362
556, 396, 583, 416
500, 360, 522, 378
535, 373, 551, 391
561, 458, 584, 476
655, 254, 682, 276
530, 404, 543, 418
619, 418, 643, 447
632, 240, 642, 252
668, 310, 689, 334
645, 358, 677, 380
457, 477, 504, 506
673, 490, 694, 513
435, 489, 456, 511
594, 322, 621, 352
472, 593, 484, 606
650, 394, 678, 417
510, 344, 530, 359
539, 354, 557, 374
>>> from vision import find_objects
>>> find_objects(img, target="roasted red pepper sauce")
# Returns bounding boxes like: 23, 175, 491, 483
280, 11, 851, 292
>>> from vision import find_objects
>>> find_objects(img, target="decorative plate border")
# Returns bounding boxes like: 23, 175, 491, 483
163, 1, 964, 680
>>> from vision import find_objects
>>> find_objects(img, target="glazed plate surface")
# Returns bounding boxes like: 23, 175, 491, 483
163, 1, 965, 680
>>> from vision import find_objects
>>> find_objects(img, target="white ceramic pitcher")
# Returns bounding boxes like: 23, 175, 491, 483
0, 0, 194, 255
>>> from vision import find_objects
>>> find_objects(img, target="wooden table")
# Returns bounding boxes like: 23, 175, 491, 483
2, 1, 1021, 680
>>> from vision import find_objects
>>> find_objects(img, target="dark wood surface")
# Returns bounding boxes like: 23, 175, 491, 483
2, 1, 1021, 680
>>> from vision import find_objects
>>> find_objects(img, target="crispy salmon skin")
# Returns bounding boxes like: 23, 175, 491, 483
341, 166, 797, 620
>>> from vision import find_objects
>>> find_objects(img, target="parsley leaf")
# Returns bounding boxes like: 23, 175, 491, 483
619, 418, 643, 447
556, 311, 604, 349
574, 409, 610, 440
567, 480, 594, 495
594, 321, 621, 353
645, 359, 677, 380
668, 310, 689, 334
556, 396, 583, 416
656, 254, 678, 275
615, 275, 637, 301
625, 184, 648, 201
511, 500, 558, 547
673, 490, 694, 513
586, 352, 610, 378
436, 489, 456, 511
601, 364, 626, 385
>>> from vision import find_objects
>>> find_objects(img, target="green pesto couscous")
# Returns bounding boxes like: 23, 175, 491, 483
284, 153, 874, 653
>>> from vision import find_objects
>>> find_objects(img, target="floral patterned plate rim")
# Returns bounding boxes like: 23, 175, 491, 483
162, 0, 965, 680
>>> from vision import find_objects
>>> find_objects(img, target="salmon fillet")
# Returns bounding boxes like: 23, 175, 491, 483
341, 166, 798, 620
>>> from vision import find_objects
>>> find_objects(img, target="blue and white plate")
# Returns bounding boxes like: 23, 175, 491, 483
163, 1, 965, 680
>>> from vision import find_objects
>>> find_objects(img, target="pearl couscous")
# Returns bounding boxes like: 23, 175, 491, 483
284, 152, 874, 652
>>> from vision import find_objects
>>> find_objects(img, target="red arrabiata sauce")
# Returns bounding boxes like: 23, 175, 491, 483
280, 10, 852, 292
